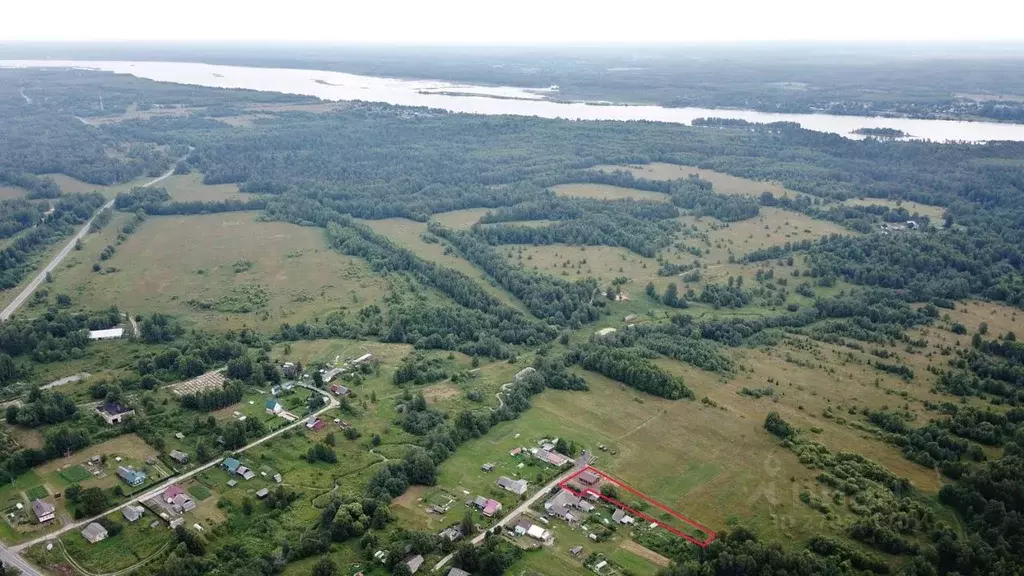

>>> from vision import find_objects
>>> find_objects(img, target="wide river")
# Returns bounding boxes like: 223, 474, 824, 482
5, 59, 1024, 142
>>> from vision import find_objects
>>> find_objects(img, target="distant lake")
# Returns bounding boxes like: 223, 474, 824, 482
6, 59, 1024, 143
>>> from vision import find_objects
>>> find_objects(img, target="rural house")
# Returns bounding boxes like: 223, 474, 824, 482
577, 470, 599, 485
447, 568, 471, 576
480, 462, 495, 472
610, 508, 634, 522
265, 399, 283, 415
123, 505, 145, 522
222, 458, 241, 473
534, 448, 571, 467
164, 485, 185, 503
96, 402, 135, 424
403, 554, 424, 574
624, 314, 638, 323
31, 499, 55, 523
173, 494, 196, 512
544, 489, 582, 521
236, 465, 256, 480
117, 465, 146, 487
496, 476, 528, 495
169, 450, 189, 464
82, 522, 108, 543
470, 495, 502, 517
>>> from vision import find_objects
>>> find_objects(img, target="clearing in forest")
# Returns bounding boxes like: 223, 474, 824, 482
592, 163, 798, 198
48, 212, 387, 331
159, 173, 246, 202
841, 197, 945, 221
551, 183, 671, 203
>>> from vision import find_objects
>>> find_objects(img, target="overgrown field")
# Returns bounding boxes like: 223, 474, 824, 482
47, 212, 388, 331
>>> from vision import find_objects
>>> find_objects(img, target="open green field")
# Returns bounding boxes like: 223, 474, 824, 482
159, 172, 246, 202
437, 344, 951, 557
47, 212, 388, 331
592, 163, 799, 198
841, 197, 945, 221
552, 183, 671, 203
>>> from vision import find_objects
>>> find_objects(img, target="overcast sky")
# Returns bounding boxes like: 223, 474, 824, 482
2, 0, 1023, 43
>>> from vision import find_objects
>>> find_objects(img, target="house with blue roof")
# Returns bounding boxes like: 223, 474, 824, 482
117, 465, 146, 487
266, 399, 283, 415
222, 458, 241, 473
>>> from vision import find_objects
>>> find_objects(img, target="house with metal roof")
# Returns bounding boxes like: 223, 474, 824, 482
82, 522, 108, 543
222, 458, 241, 473
31, 499, 55, 523
403, 554, 424, 574
169, 450, 189, 464
496, 476, 528, 495
265, 399, 283, 415
117, 465, 146, 487
123, 505, 145, 523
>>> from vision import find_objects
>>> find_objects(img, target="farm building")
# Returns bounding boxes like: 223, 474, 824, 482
236, 466, 256, 480
256, 488, 270, 499
96, 402, 135, 424
273, 473, 282, 483
31, 499, 55, 523
82, 522, 108, 543
123, 505, 145, 522
306, 418, 326, 431
353, 353, 373, 365
496, 476, 528, 495
569, 545, 584, 557
88, 328, 124, 340
624, 314, 638, 323
222, 458, 241, 473
227, 480, 238, 488
323, 368, 344, 383
534, 448, 571, 467
595, 327, 616, 337
265, 400, 283, 415
117, 466, 146, 487
447, 569, 471, 576
481, 463, 495, 472
169, 450, 189, 464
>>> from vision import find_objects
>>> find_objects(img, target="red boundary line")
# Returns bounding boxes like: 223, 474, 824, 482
559, 465, 716, 548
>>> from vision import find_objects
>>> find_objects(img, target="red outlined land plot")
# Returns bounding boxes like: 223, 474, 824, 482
560, 465, 717, 548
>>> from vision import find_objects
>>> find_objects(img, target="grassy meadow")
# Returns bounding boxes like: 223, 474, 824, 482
45, 212, 387, 331
592, 163, 799, 199
551, 183, 671, 203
